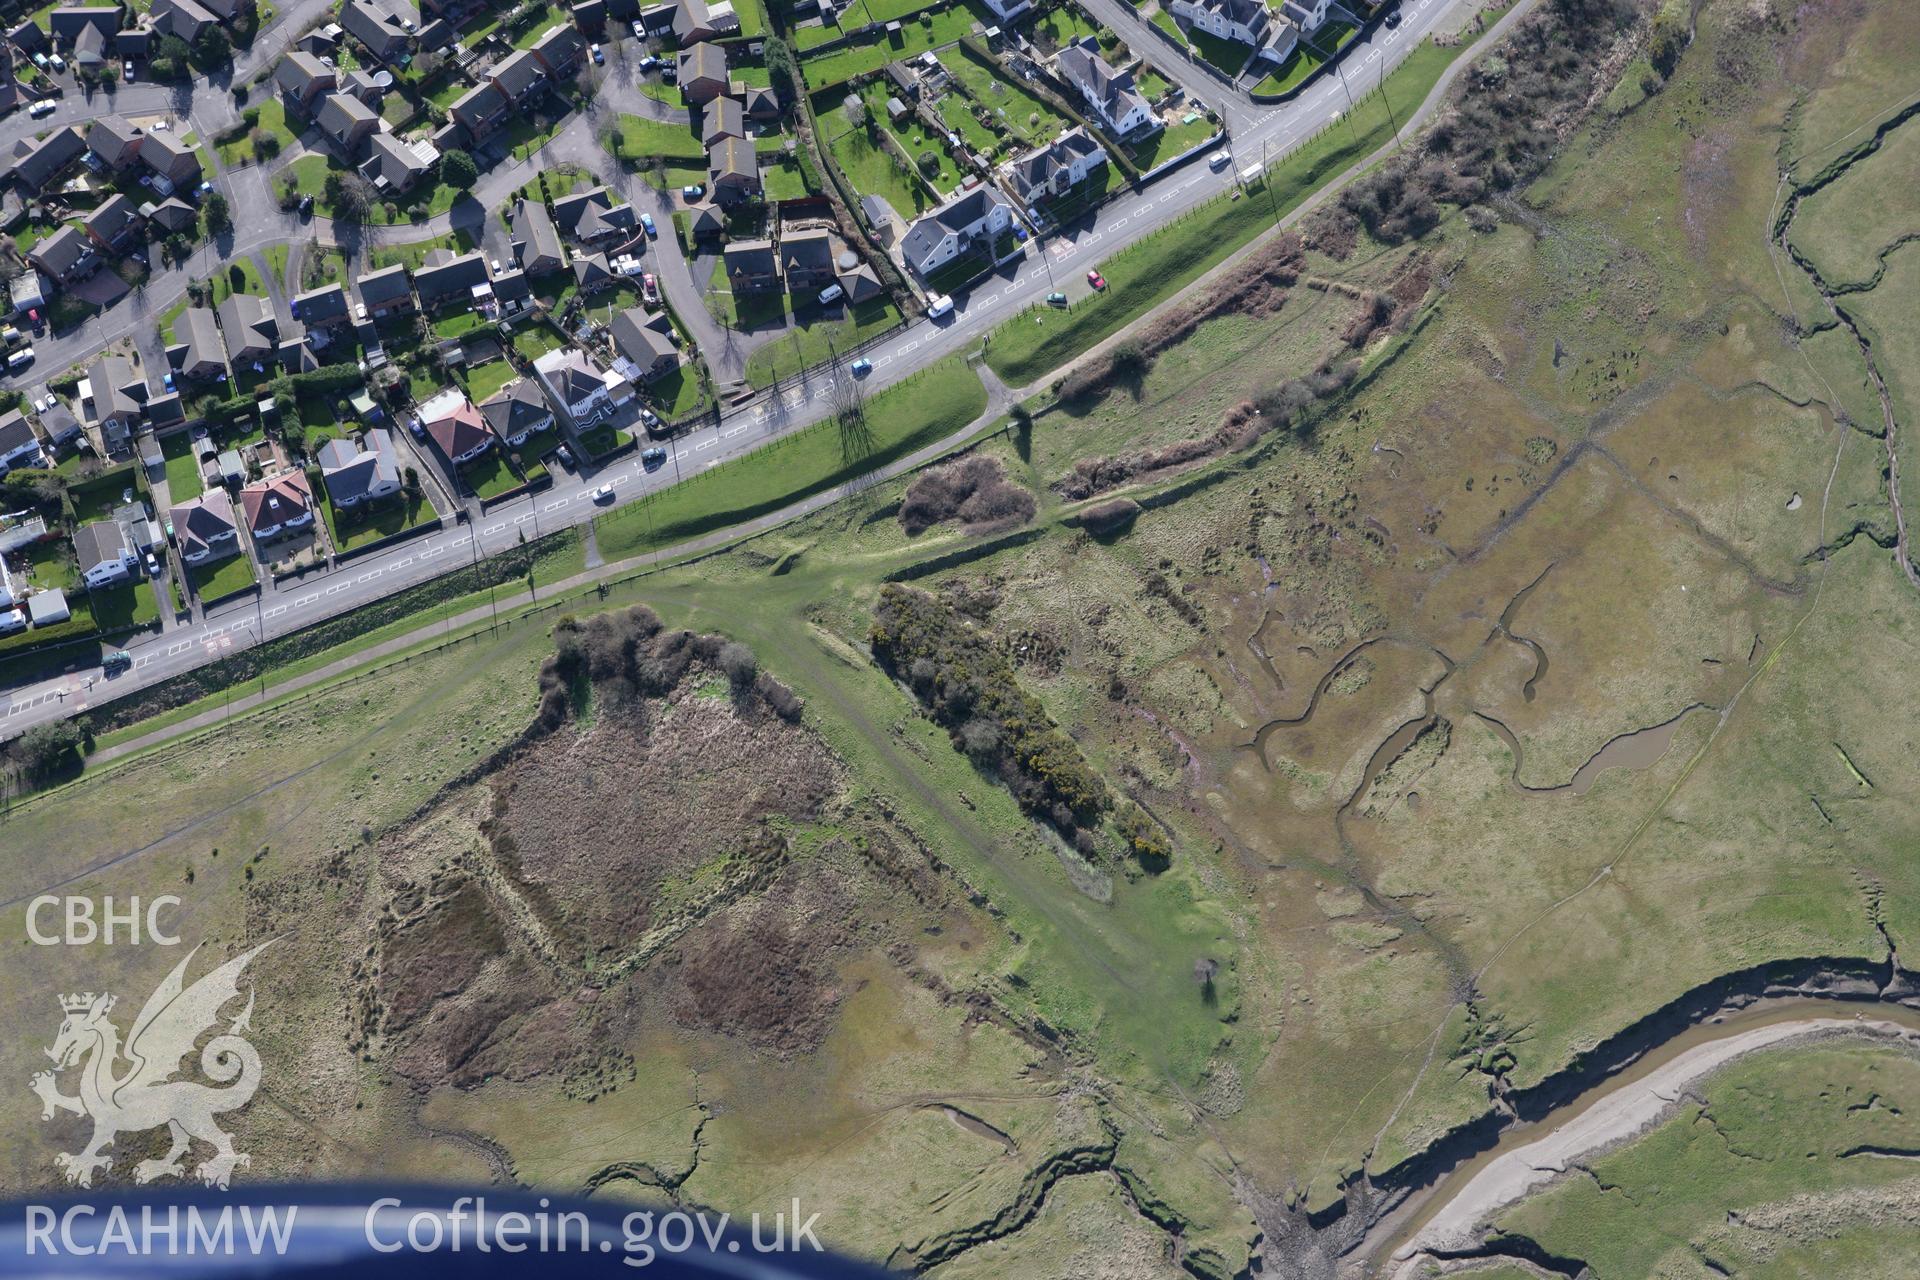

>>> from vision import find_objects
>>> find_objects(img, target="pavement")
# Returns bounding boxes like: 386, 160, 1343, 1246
1, 0, 1485, 739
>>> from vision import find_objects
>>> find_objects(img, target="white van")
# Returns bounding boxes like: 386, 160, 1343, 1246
817, 283, 844, 306
8, 347, 35, 370
926, 294, 954, 319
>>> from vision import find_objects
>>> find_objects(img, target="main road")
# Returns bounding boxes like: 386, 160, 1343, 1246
0, 0, 1485, 738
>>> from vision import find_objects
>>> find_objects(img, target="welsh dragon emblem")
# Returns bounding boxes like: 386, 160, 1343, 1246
30, 941, 275, 1190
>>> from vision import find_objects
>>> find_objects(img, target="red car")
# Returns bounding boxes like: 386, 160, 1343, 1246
1087, 269, 1106, 290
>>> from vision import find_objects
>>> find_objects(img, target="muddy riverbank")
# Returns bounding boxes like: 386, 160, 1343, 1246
1372, 1007, 1920, 1277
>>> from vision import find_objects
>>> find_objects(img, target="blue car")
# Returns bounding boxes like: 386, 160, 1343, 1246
850, 357, 873, 377
641, 213, 657, 237
163, 372, 175, 391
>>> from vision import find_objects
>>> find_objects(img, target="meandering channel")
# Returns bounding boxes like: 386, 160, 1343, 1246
1367, 1003, 1920, 1277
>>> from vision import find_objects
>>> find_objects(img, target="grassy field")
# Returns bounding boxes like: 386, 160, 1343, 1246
742, 296, 903, 387
800, 1, 992, 86
319, 490, 437, 553
160, 432, 203, 499
185, 551, 257, 603
459, 451, 522, 499
609, 113, 705, 164
984, 37, 1458, 386
594, 355, 986, 558
818, 88, 938, 220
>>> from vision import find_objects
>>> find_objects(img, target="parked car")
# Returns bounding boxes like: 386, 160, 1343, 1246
1385, 7, 1402, 25
407, 413, 426, 440
639, 54, 660, 70
28, 99, 55, 118
639, 408, 660, 428
555, 445, 575, 470
849, 357, 873, 377
1086, 269, 1106, 290
103, 651, 132, 675
926, 294, 954, 319
298, 195, 314, 216
1209, 150, 1231, 170
48, 53, 65, 71
1046, 291, 1068, 308
591, 483, 616, 503
642, 272, 659, 303
162, 372, 175, 391
631, 19, 646, 37
355, 303, 369, 321
641, 446, 667, 470
144, 553, 161, 578
640, 213, 657, 237
7, 347, 34, 371
681, 183, 704, 200
590, 42, 604, 64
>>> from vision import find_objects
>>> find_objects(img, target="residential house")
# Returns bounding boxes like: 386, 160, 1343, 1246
741, 84, 781, 121
317, 91, 382, 157
413, 248, 490, 309
240, 469, 315, 541
529, 23, 586, 77
779, 225, 836, 291
0, 408, 44, 474
492, 266, 533, 313
419, 389, 493, 464
610, 307, 678, 382
359, 132, 434, 194
38, 401, 82, 448
1170, 0, 1273, 45
82, 193, 145, 255
274, 51, 339, 114
701, 95, 747, 148
1002, 127, 1109, 208
687, 202, 725, 240
315, 428, 401, 507
218, 293, 281, 367
552, 186, 637, 245
47, 7, 119, 48
981, 0, 1031, 20
293, 283, 351, 333
449, 82, 509, 142
141, 198, 198, 234
706, 136, 760, 204
26, 225, 99, 287
82, 356, 145, 450
489, 49, 550, 108
477, 379, 552, 447
532, 347, 615, 431
672, 0, 718, 45
512, 199, 565, 275
839, 259, 883, 302
112, 501, 160, 554
677, 41, 730, 104
721, 238, 778, 293
195, 0, 247, 22
1278, 0, 1330, 34
87, 116, 144, 171
8, 126, 86, 194
571, 251, 616, 296
355, 264, 416, 319
149, 0, 217, 43
1055, 38, 1156, 138
138, 130, 202, 189
8, 20, 49, 54
168, 306, 228, 382
72, 519, 135, 588
341, 0, 415, 64
169, 489, 239, 563
899, 184, 1014, 279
